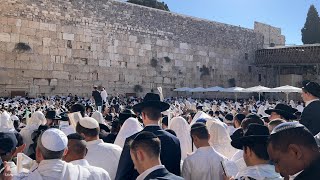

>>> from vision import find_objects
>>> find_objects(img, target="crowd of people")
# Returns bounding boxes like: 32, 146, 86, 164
0, 80, 320, 180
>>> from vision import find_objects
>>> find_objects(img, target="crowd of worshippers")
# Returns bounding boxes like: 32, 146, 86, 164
0, 80, 319, 180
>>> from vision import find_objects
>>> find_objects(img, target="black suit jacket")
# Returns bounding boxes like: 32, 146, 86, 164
144, 167, 184, 180
115, 126, 181, 180
300, 100, 320, 135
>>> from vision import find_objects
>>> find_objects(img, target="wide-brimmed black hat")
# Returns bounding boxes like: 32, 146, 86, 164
45, 110, 61, 120
231, 124, 270, 150
265, 103, 296, 120
302, 81, 320, 98
133, 93, 170, 112
119, 109, 137, 124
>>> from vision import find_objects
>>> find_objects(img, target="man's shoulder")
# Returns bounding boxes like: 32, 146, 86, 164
85, 165, 111, 178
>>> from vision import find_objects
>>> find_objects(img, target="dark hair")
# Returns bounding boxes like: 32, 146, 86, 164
67, 133, 86, 156
76, 122, 99, 137
190, 123, 209, 139
70, 104, 85, 117
235, 113, 246, 123
244, 143, 269, 160
165, 129, 177, 136
15, 132, 24, 147
162, 116, 168, 126
208, 111, 214, 116
129, 132, 161, 158
142, 107, 161, 121
268, 127, 318, 152
241, 115, 264, 131
67, 133, 85, 140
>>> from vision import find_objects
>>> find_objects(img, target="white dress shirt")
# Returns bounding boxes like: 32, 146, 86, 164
70, 159, 111, 180
182, 146, 226, 180
85, 139, 122, 180
136, 165, 165, 180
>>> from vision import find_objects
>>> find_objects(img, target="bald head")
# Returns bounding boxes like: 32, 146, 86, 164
63, 133, 87, 162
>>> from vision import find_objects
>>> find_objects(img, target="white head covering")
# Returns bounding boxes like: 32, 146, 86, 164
41, 128, 68, 151
169, 116, 193, 160
0, 111, 15, 132
27, 111, 47, 131
91, 111, 106, 125
79, 117, 99, 129
209, 121, 237, 159
114, 117, 143, 148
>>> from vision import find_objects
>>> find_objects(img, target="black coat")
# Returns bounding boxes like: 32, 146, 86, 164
294, 156, 320, 180
144, 167, 184, 180
115, 126, 181, 180
300, 100, 320, 135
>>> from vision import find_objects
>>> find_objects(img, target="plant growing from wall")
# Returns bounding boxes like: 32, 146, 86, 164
134, 84, 143, 93
164, 56, 171, 63
150, 57, 158, 68
228, 78, 236, 87
200, 65, 210, 78
13, 42, 31, 53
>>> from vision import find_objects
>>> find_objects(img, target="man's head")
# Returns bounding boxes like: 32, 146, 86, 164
129, 132, 161, 174
241, 114, 264, 131
234, 113, 245, 128
36, 128, 68, 163
70, 104, 85, 117
190, 123, 210, 149
267, 122, 319, 177
268, 119, 286, 132
141, 107, 162, 122
265, 104, 296, 121
161, 116, 168, 129
0, 132, 18, 162
63, 133, 87, 162
76, 117, 100, 141
301, 81, 320, 103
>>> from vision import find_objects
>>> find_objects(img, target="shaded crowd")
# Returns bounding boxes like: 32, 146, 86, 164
0, 81, 320, 180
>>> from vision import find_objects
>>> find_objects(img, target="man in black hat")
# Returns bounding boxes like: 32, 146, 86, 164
91, 85, 103, 113
115, 93, 181, 180
230, 124, 282, 180
265, 103, 297, 121
45, 110, 61, 127
300, 81, 320, 135
267, 122, 320, 179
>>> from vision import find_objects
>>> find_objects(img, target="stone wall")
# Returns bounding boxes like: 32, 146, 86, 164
254, 22, 285, 48
0, 0, 266, 97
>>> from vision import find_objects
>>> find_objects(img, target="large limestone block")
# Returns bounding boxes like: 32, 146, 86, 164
63, 33, 74, 41
33, 78, 49, 86
0, 33, 10, 42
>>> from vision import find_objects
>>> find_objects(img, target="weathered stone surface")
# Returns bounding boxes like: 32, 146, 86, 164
0, 0, 277, 97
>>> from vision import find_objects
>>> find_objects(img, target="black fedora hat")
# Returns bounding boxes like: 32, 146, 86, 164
231, 124, 270, 150
302, 81, 320, 98
119, 109, 137, 124
265, 103, 296, 120
133, 93, 170, 112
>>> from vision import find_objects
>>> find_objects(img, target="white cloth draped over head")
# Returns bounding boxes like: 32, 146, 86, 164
169, 116, 193, 160
114, 117, 143, 148
20, 111, 46, 155
192, 111, 227, 129
91, 111, 106, 125
0, 111, 15, 132
209, 121, 237, 159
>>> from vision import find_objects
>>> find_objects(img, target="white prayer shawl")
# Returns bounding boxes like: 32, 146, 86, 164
231, 150, 247, 172
70, 159, 111, 180
169, 116, 193, 160
235, 164, 282, 180
100, 90, 108, 103
91, 111, 106, 125
85, 139, 122, 180
60, 125, 76, 136
114, 117, 143, 148
209, 121, 237, 160
182, 146, 226, 180
16, 159, 92, 180
0, 111, 15, 132
20, 111, 46, 155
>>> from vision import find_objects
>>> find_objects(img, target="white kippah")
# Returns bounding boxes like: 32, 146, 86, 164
79, 117, 99, 129
41, 128, 68, 152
